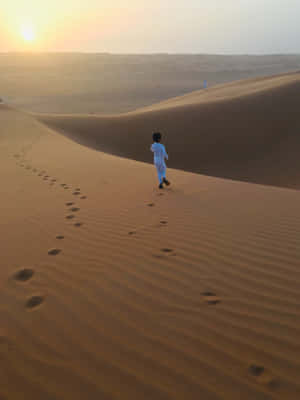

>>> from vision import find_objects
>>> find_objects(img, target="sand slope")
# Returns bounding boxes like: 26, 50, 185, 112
1, 104, 300, 399
37, 72, 300, 189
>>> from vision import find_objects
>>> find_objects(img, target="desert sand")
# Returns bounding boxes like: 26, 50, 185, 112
1, 72, 300, 400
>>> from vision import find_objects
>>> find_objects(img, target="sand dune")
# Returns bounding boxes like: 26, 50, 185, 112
1, 103, 300, 399
37, 72, 300, 189
2, 53, 300, 114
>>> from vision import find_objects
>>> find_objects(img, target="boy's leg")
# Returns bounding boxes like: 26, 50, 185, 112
162, 167, 170, 186
156, 165, 163, 183
156, 165, 164, 188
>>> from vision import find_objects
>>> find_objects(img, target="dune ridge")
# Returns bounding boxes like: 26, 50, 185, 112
37, 72, 300, 189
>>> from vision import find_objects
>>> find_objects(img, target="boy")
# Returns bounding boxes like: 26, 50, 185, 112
151, 132, 171, 189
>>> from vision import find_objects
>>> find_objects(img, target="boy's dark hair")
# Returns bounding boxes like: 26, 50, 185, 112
153, 132, 162, 142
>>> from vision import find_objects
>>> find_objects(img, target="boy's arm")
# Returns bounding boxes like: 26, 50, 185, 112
163, 145, 169, 160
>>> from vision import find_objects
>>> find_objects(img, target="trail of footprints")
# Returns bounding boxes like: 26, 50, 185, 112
13, 153, 87, 310
13, 154, 277, 389
129, 199, 223, 306
136, 197, 279, 388
16, 154, 221, 311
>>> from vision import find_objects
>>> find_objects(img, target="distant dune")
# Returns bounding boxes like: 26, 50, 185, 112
38, 72, 300, 189
2, 53, 300, 114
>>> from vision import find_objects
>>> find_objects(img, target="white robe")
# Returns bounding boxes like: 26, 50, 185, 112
151, 143, 168, 183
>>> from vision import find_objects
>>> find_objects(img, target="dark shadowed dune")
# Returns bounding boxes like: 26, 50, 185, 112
37, 72, 300, 189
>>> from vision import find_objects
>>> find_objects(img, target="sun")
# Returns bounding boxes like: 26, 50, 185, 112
20, 25, 36, 42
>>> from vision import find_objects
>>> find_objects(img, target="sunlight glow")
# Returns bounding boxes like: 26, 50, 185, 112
21, 24, 36, 42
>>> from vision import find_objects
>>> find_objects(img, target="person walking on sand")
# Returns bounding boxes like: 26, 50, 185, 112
151, 132, 171, 189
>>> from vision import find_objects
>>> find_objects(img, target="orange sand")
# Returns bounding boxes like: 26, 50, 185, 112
1, 74, 300, 399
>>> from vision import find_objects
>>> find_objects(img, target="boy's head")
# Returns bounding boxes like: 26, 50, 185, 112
153, 132, 162, 143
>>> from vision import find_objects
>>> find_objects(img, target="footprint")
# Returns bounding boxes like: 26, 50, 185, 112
80, 196, 87, 200
249, 365, 265, 377
148, 203, 155, 207
66, 202, 74, 206
14, 268, 34, 282
26, 296, 44, 309
160, 221, 168, 225
154, 248, 175, 258
48, 248, 61, 256
73, 191, 80, 196
74, 222, 83, 227
70, 207, 80, 212
128, 231, 136, 235
249, 364, 278, 388
56, 235, 64, 240
161, 248, 173, 253
66, 215, 75, 220
51, 179, 57, 182
75, 188, 81, 191
61, 184, 67, 187
201, 292, 221, 305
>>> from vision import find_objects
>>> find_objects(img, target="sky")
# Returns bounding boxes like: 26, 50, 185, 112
1, 0, 300, 54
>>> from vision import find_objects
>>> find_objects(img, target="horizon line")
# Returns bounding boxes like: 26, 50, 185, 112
1, 51, 300, 57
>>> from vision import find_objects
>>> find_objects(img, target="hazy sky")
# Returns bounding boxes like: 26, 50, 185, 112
1, 0, 299, 53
